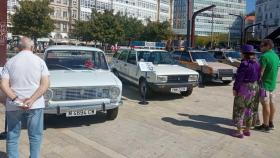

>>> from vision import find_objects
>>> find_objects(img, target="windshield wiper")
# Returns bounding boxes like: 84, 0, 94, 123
72, 65, 96, 70
48, 64, 73, 70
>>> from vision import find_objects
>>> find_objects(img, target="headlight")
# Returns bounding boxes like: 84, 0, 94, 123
157, 76, 168, 82
44, 89, 53, 101
189, 75, 198, 82
110, 87, 120, 99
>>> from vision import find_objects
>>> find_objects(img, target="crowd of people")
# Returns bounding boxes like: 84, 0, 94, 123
232, 39, 279, 138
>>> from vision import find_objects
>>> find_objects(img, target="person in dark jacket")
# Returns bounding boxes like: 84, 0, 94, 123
232, 44, 261, 138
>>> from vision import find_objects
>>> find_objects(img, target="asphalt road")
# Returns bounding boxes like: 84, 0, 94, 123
0, 80, 280, 158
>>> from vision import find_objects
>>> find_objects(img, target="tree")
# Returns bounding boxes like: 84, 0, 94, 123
91, 10, 124, 45
141, 20, 174, 41
118, 14, 144, 41
70, 21, 94, 44
11, 0, 54, 43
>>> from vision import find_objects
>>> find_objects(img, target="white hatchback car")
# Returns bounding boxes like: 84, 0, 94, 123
43, 45, 122, 120
111, 48, 199, 97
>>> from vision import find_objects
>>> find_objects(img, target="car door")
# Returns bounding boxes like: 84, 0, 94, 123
111, 51, 121, 69
118, 50, 129, 78
126, 50, 138, 84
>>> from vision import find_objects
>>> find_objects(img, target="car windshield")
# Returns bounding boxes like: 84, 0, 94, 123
46, 50, 108, 70
224, 51, 241, 59
137, 51, 177, 65
191, 52, 217, 62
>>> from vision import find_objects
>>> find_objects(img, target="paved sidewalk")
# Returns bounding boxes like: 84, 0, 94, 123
0, 81, 280, 158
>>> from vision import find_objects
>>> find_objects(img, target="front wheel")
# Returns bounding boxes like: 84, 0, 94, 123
106, 107, 119, 120
223, 81, 232, 85
181, 87, 193, 97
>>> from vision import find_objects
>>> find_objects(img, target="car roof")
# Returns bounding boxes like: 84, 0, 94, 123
173, 50, 208, 53
133, 49, 167, 52
209, 50, 239, 52
45, 45, 103, 52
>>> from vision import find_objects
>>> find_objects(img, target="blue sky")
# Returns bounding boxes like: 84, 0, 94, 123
246, 0, 256, 14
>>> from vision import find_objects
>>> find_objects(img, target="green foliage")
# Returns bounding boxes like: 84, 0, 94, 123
196, 33, 229, 48
70, 21, 94, 43
141, 20, 174, 41
11, 0, 54, 40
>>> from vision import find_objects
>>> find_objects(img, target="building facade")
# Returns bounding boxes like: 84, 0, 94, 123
49, 0, 79, 39
79, 0, 173, 23
256, 0, 280, 39
173, 0, 246, 39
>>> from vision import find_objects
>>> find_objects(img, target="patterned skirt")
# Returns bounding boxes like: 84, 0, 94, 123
232, 82, 260, 128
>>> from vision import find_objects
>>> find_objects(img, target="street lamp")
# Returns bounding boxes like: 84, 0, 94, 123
244, 23, 261, 43
229, 13, 245, 46
191, 4, 216, 48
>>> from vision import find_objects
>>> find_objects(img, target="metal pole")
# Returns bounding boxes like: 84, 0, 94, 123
191, 5, 216, 48
0, 0, 7, 66
211, 8, 214, 48
157, 0, 160, 22
186, 0, 192, 48
229, 14, 244, 45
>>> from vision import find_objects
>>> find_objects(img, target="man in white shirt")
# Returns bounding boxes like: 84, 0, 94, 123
0, 37, 50, 158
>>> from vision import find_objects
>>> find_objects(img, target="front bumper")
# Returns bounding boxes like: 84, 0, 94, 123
148, 82, 198, 92
44, 98, 123, 115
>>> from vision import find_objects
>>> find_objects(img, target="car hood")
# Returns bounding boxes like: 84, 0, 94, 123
49, 70, 121, 88
207, 62, 236, 70
153, 65, 198, 76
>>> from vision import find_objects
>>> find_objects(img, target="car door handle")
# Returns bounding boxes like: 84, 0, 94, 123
124, 63, 127, 66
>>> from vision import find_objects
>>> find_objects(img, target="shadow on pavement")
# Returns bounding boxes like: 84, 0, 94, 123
44, 113, 107, 129
0, 151, 7, 158
200, 81, 232, 87
178, 113, 233, 126
122, 83, 183, 101
162, 114, 235, 135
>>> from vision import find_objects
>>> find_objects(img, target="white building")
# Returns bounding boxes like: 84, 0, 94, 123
79, 0, 172, 23
173, 0, 246, 39
256, 0, 280, 39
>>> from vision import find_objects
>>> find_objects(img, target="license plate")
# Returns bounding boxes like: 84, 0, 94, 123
66, 109, 96, 117
171, 87, 187, 93
222, 77, 232, 81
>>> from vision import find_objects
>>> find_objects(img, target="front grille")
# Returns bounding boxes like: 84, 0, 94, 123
218, 69, 234, 77
167, 75, 189, 83
52, 87, 110, 101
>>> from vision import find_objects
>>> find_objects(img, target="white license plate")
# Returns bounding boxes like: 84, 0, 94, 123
171, 87, 187, 93
222, 77, 232, 81
66, 109, 96, 117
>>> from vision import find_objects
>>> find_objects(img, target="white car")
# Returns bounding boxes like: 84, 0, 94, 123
43, 45, 122, 120
111, 48, 199, 97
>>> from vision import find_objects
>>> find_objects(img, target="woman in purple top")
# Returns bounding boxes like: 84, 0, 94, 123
232, 44, 261, 138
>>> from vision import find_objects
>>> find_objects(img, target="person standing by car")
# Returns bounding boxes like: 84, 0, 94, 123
255, 39, 279, 132
0, 37, 50, 158
232, 44, 261, 138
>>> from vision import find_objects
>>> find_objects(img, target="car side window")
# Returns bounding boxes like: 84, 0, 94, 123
113, 52, 121, 59
214, 52, 225, 59
127, 51, 137, 65
172, 51, 182, 60
119, 50, 129, 62
181, 52, 191, 61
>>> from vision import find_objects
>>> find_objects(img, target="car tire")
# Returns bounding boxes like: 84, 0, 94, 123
223, 81, 232, 85
181, 87, 193, 97
106, 107, 119, 120
139, 79, 152, 99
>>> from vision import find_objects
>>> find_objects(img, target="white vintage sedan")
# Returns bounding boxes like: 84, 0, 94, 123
43, 45, 122, 120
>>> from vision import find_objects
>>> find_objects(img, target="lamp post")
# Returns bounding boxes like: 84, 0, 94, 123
191, 4, 216, 48
0, 0, 7, 67
186, 0, 193, 48
244, 23, 261, 43
229, 13, 245, 46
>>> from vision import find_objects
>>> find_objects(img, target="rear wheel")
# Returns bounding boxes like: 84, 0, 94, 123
106, 107, 119, 120
181, 87, 193, 97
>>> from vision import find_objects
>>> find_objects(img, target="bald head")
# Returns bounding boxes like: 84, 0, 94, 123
19, 37, 34, 51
